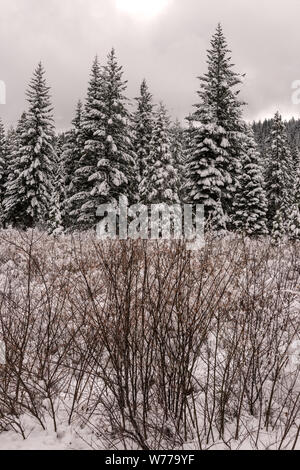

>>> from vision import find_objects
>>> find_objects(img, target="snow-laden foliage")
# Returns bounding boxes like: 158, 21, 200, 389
287, 204, 300, 240
48, 136, 66, 235
4, 114, 27, 227
63, 101, 85, 229
285, 154, 300, 240
0, 119, 6, 225
184, 117, 230, 224
133, 79, 155, 192
272, 209, 286, 242
233, 126, 268, 235
99, 49, 136, 205
69, 57, 106, 230
265, 112, 295, 228
188, 24, 247, 221
70, 51, 136, 230
170, 119, 185, 199
0, 32, 297, 236
4, 63, 55, 229
140, 103, 179, 205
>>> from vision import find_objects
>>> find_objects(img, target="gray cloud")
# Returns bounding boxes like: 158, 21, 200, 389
1, 0, 300, 130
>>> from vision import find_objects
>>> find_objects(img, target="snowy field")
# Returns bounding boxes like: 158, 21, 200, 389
0, 230, 299, 450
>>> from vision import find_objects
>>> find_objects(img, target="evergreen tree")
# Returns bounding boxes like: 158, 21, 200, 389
184, 111, 231, 223
5, 126, 17, 154
182, 115, 194, 177
195, 24, 245, 129
253, 118, 273, 166
170, 119, 185, 200
232, 127, 268, 235
48, 140, 65, 235
4, 64, 55, 228
0, 118, 6, 225
65, 101, 83, 195
265, 112, 295, 228
63, 100, 84, 228
133, 79, 154, 191
100, 49, 136, 205
286, 204, 300, 240
73, 50, 135, 230
286, 154, 300, 240
4, 113, 28, 226
272, 209, 286, 242
293, 152, 300, 207
186, 24, 246, 227
207, 199, 228, 232
70, 57, 105, 229
140, 103, 179, 205
254, 116, 300, 167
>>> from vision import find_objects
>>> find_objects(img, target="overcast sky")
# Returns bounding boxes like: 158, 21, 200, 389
1, 0, 300, 131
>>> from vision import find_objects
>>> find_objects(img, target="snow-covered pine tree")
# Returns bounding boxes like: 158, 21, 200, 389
286, 153, 300, 240
184, 109, 230, 228
182, 114, 193, 164
195, 24, 245, 127
183, 115, 194, 168
287, 204, 300, 240
63, 100, 84, 228
64, 101, 83, 194
207, 199, 228, 232
72, 50, 135, 230
69, 57, 105, 230
170, 119, 185, 200
1, 126, 18, 227
140, 103, 179, 205
5, 64, 56, 228
48, 141, 65, 235
133, 79, 154, 192
5, 126, 17, 156
4, 113, 27, 226
99, 48, 136, 206
265, 112, 295, 229
272, 208, 286, 242
186, 24, 246, 227
0, 118, 6, 225
4, 113, 28, 226
232, 126, 268, 235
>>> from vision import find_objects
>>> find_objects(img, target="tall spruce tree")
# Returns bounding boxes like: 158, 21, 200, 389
185, 24, 246, 228
70, 57, 105, 229
195, 24, 245, 128
99, 48, 136, 205
4, 64, 55, 228
140, 103, 179, 205
265, 112, 295, 228
133, 79, 154, 192
72, 50, 135, 230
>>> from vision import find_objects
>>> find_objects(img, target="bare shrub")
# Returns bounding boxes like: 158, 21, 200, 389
0, 230, 299, 450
